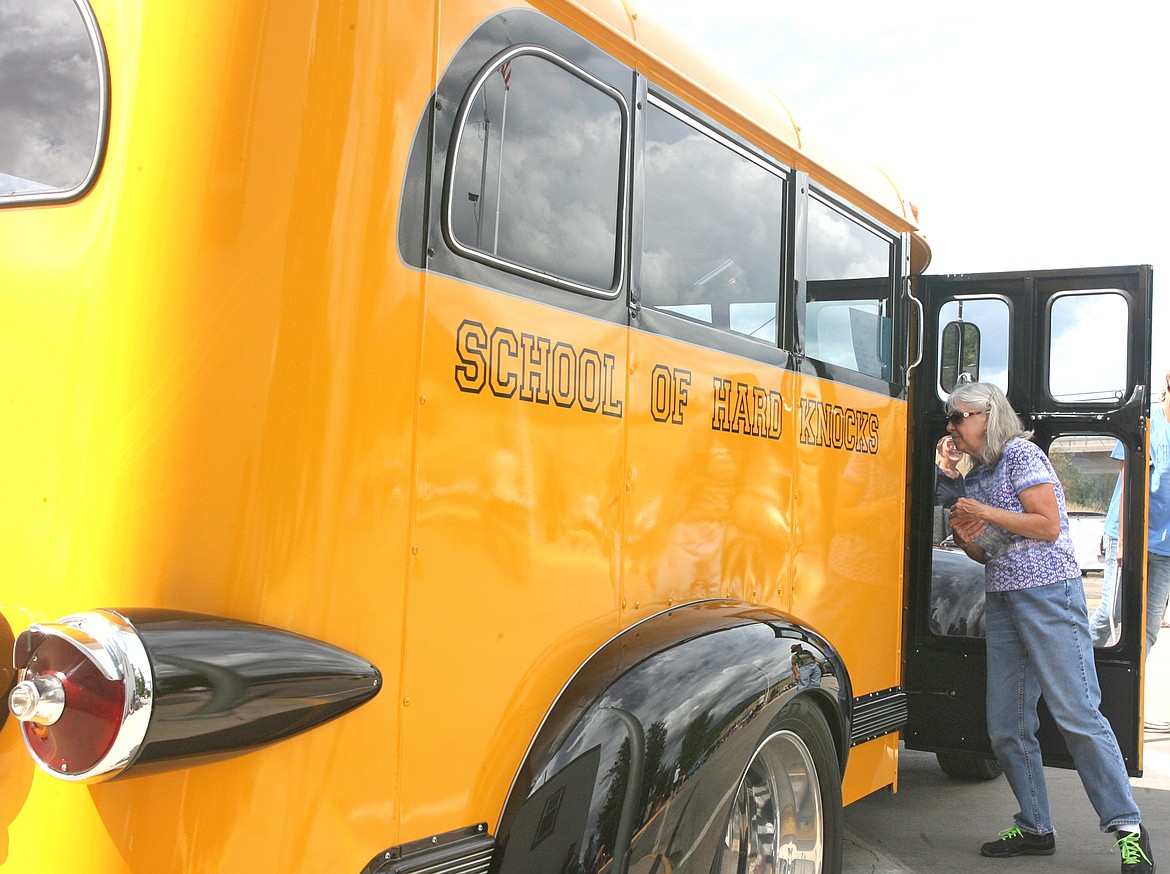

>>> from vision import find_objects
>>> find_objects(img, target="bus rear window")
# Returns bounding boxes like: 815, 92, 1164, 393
0, 0, 107, 204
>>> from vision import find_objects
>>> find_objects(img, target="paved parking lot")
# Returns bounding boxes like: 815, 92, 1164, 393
843, 599, 1170, 873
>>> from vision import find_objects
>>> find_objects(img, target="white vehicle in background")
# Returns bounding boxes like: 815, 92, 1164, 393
1069, 510, 1108, 572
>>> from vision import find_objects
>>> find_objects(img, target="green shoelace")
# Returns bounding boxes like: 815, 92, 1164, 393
1115, 831, 1151, 865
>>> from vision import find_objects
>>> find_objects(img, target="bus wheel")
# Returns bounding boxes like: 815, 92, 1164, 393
935, 750, 1004, 780
717, 698, 842, 874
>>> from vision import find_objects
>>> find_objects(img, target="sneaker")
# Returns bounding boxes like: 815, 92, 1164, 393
980, 825, 1056, 857
1116, 828, 1155, 873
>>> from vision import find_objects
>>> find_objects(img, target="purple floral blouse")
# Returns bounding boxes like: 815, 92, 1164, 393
963, 437, 1081, 592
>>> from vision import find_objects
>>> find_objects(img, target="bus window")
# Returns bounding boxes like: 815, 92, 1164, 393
927, 432, 1124, 641
1045, 435, 1123, 647
447, 50, 625, 293
0, 0, 106, 203
1048, 291, 1128, 404
805, 195, 894, 380
936, 297, 1010, 397
641, 97, 785, 344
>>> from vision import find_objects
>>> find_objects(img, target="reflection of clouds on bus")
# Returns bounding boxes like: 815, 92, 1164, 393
807, 201, 887, 280
451, 54, 622, 289
641, 107, 783, 305
649, 0, 1169, 391
805, 197, 893, 376
0, 1, 100, 190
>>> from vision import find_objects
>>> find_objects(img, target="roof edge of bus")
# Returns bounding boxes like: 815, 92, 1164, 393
537, 0, 933, 272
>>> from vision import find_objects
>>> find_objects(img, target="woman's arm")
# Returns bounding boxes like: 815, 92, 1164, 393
951, 482, 1062, 542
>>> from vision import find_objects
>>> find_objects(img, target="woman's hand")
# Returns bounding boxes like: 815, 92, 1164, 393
951, 496, 990, 519
947, 506, 988, 563
949, 498, 989, 540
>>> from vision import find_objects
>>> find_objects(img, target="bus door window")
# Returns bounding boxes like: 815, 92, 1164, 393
804, 195, 895, 381
1047, 290, 1132, 648
929, 432, 1130, 641
447, 51, 626, 293
640, 97, 785, 346
1048, 291, 1129, 404
935, 297, 1010, 397
0, 0, 107, 204
929, 296, 1006, 638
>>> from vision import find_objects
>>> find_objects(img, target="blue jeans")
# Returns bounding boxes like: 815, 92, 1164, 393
1088, 536, 1121, 647
985, 578, 1139, 834
1147, 553, 1170, 654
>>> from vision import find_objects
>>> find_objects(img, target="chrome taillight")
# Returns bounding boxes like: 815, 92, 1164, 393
9, 608, 381, 782
9, 610, 152, 781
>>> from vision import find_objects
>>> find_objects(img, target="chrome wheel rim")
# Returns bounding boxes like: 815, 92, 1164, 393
720, 729, 823, 873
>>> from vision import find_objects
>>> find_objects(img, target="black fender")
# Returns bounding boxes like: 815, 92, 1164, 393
490, 600, 851, 873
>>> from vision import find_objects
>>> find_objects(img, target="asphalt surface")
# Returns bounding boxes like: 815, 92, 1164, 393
842, 599, 1170, 873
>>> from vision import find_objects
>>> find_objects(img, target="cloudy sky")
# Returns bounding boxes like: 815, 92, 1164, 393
641, 0, 1168, 388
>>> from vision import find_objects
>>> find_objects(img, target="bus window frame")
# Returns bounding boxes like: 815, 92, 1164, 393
636, 92, 791, 352
629, 84, 796, 368
0, 0, 110, 208
799, 186, 905, 392
1043, 287, 1133, 407
441, 44, 631, 300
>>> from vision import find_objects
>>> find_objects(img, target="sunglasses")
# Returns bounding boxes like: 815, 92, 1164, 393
947, 409, 986, 425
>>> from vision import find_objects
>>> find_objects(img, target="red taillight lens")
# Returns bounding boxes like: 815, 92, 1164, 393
8, 611, 153, 782
17, 635, 125, 775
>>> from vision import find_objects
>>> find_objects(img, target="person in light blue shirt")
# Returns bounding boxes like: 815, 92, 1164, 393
1144, 370, 1170, 654
1088, 444, 1124, 647
1088, 373, 1170, 655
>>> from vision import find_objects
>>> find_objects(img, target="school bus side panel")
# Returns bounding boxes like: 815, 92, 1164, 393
623, 332, 795, 620
401, 276, 626, 841
793, 372, 907, 803
1, 1, 437, 870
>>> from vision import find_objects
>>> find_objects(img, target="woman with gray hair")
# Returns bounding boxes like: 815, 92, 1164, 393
946, 381, 1153, 872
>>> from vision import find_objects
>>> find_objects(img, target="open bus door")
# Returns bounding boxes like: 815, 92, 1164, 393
905, 265, 1153, 778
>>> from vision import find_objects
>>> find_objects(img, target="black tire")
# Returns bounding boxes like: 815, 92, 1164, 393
716, 697, 842, 873
935, 750, 1004, 780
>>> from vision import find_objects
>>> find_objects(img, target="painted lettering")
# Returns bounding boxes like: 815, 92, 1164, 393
453, 318, 623, 418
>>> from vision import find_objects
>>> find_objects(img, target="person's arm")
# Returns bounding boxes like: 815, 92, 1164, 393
951, 482, 1061, 542
1116, 472, 1125, 564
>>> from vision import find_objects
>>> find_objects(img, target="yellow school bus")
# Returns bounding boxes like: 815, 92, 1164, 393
0, 1, 1153, 872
